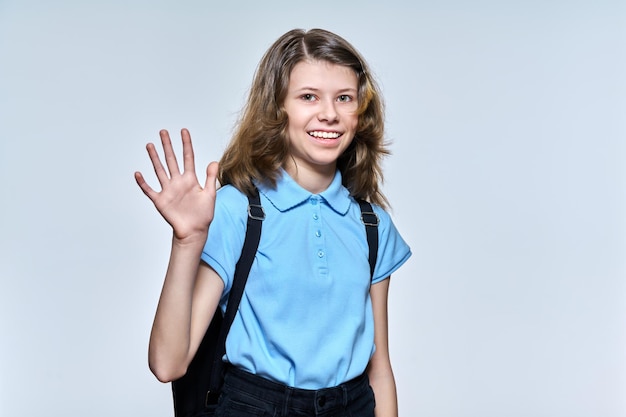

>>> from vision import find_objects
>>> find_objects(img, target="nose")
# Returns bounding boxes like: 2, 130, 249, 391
318, 99, 338, 122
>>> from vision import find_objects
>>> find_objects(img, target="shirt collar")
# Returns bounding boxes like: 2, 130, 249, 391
257, 169, 352, 215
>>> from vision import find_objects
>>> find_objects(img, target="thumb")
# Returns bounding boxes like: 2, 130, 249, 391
204, 161, 219, 192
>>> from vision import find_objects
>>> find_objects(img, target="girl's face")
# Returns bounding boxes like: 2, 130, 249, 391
283, 60, 359, 182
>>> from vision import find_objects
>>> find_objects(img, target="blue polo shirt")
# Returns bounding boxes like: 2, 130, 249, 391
201, 169, 411, 389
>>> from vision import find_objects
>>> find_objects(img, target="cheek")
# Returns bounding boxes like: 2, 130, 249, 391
348, 114, 359, 131
284, 117, 297, 134
285, 111, 306, 130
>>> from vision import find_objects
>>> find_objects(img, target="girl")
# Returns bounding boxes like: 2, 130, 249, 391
135, 28, 411, 417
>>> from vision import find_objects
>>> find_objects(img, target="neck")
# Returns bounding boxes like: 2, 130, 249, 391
283, 161, 336, 194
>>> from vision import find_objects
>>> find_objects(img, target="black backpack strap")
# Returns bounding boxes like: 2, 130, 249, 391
358, 200, 379, 279
207, 187, 264, 396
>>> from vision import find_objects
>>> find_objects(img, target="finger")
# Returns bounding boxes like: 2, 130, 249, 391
134, 171, 158, 201
204, 161, 219, 193
180, 128, 196, 174
146, 142, 171, 186
160, 129, 182, 177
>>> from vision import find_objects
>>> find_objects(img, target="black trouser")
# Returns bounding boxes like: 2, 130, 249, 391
215, 366, 375, 417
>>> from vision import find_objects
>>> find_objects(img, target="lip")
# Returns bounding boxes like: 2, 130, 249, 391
307, 130, 342, 139
306, 133, 344, 149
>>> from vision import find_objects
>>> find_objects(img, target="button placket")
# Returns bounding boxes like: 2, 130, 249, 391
310, 197, 327, 266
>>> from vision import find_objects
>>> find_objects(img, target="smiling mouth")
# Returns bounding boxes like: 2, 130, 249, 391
308, 131, 341, 139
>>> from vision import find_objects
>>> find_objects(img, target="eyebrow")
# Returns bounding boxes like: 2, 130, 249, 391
293, 87, 358, 94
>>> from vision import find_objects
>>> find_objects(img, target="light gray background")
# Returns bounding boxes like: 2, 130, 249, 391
1, 1, 624, 416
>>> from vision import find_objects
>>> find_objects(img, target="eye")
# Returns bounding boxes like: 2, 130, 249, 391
337, 95, 353, 102
301, 93, 316, 101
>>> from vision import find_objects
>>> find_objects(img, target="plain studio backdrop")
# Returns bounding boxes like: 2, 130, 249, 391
0, 1, 624, 416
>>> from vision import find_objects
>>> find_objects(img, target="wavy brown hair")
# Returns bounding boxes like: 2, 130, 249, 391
219, 28, 390, 208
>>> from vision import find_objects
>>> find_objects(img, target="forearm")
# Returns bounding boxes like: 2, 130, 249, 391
369, 361, 398, 417
148, 234, 206, 382
369, 279, 398, 416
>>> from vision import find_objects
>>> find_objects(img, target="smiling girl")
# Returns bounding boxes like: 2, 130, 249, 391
135, 28, 411, 417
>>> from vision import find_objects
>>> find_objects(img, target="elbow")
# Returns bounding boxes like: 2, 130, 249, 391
149, 356, 187, 383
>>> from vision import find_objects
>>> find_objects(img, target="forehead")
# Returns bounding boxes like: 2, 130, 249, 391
288, 60, 358, 91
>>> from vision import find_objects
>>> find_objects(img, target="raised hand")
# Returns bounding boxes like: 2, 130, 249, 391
135, 129, 218, 244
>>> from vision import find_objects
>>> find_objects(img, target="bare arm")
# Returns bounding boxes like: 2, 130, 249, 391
368, 278, 398, 417
135, 129, 222, 382
147, 246, 224, 382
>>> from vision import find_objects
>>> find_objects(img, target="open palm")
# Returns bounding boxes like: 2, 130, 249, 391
135, 129, 218, 242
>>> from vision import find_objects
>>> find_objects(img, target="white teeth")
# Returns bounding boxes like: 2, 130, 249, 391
309, 131, 340, 139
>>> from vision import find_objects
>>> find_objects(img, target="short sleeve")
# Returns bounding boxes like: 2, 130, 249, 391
370, 206, 412, 284
200, 185, 248, 295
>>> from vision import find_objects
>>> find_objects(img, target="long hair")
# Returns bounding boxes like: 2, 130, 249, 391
219, 28, 390, 208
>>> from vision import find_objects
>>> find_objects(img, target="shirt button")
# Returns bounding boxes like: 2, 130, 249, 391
313, 213, 319, 220
317, 250, 324, 258
310, 198, 318, 205
315, 230, 321, 237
